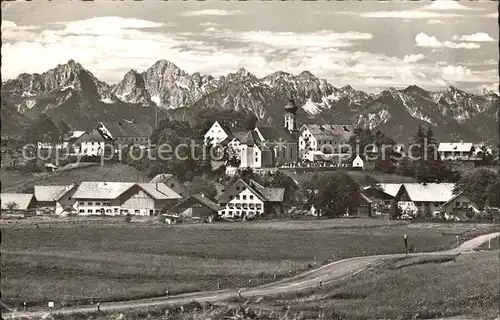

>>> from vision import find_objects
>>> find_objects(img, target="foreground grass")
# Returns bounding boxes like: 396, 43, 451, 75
0, 163, 149, 192
18, 252, 498, 320
2, 221, 497, 308
263, 251, 499, 319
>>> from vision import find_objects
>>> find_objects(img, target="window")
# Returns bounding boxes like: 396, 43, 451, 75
236, 186, 240, 190
256, 204, 262, 209
135, 210, 140, 214
79, 209, 85, 213
221, 211, 225, 215
236, 203, 242, 209
88, 202, 93, 205
114, 208, 118, 212
236, 195, 240, 200
463, 202, 469, 208
243, 203, 248, 209
243, 195, 247, 200
250, 195, 254, 200
79, 202, 84, 205
95, 202, 101, 206
249, 203, 255, 209
149, 210, 154, 215
255, 157, 259, 162
106, 209, 111, 213
229, 203, 234, 209
455, 201, 460, 207
170, 183, 175, 187
228, 211, 233, 216
88, 209, 93, 213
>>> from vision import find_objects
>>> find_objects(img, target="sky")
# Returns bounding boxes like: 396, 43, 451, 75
1, 0, 498, 93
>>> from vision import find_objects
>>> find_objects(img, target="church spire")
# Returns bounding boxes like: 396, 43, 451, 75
285, 92, 298, 115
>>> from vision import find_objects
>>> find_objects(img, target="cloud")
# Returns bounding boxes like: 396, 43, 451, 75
453, 32, 495, 42
415, 33, 441, 48
199, 22, 219, 27
182, 9, 242, 17
354, 10, 460, 19
422, 1, 484, 11
231, 30, 372, 49
415, 32, 480, 49
403, 54, 425, 63
427, 19, 444, 24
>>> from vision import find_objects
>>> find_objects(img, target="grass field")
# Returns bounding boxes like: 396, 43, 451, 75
1, 220, 497, 308
263, 251, 499, 319
25, 252, 499, 320
291, 170, 417, 185
0, 163, 149, 192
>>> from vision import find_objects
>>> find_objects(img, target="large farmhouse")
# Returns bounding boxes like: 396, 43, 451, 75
217, 178, 285, 219
34, 185, 78, 215
72, 182, 181, 216
393, 183, 456, 215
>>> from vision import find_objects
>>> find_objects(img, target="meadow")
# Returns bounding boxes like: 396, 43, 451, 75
0, 163, 149, 192
263, 251, 499, 319
1, 219, 497, 309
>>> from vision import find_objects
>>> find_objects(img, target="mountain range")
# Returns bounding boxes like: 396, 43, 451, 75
1, 59, 498, 143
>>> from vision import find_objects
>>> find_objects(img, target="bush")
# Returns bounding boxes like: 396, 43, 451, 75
124, 214, 132, 223
156, 215, 166, 224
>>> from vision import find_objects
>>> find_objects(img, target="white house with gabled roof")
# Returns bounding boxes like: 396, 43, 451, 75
204, 121, 230, 146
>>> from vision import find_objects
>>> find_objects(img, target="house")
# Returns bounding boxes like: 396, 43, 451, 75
72, 182, 181, 216
34, 185, 78, 215
350, 154, 375, 170
1, 193, 38, 216
74, 130, 108, 156
96, 121, 154, 148
222, 131, 247, 160
363, 183, 402, 206
239, 98, 300, 168
217, 178, 285, 219
441, 192, 480, 218
438, 142, 474, 160
298, 124, 354, 158
393, 183, 455, 216
355, 193, 373, 216
150, 173, 189, 198
169, 194, 220, 221
204, 121, 231, 146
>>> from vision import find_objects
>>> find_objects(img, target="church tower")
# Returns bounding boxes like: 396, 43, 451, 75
284, 93, 298, 132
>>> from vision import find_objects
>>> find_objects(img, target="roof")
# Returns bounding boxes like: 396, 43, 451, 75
242, 130, 259, 146
438, 142, 473, 153
137, 183, 182, 200
377, 183, 402, 197
71, 182, 129, 200
398, 183, 455, 202
149, 173, 174, 184
1, 193, 36, 210
72, 182, 181, 200
301, 124, 355, 141
231, 131, 247, 142
76, 130, 107, 143
360, 193, 373, 204
98, 121, 154, 138
256, 127, 296, 143
218, 178, 285, 203
170, 194, 220, 213
34, 185, 76, 202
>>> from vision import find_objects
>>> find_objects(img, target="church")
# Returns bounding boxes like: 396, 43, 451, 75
239, 96, 300, 168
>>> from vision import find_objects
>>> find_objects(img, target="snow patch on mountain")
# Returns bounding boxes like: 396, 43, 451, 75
302, 99, 323, 116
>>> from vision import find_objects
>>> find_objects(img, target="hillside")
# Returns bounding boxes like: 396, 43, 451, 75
1, 59, 498, 143
0, 163, 150, 193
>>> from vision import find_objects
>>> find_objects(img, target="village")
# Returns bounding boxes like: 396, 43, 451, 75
1, 98, 498, 223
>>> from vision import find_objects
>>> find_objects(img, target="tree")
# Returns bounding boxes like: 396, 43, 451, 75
389, 199, 402, 220
259, 171, 300, 206
187, 176, 218, 200
124, 213, 132, 223
5, 202, 19, 213
301, 171, 361, 217
453, 168, 499, 210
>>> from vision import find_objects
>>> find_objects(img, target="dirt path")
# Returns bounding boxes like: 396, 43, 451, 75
5, 232, 499, 319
